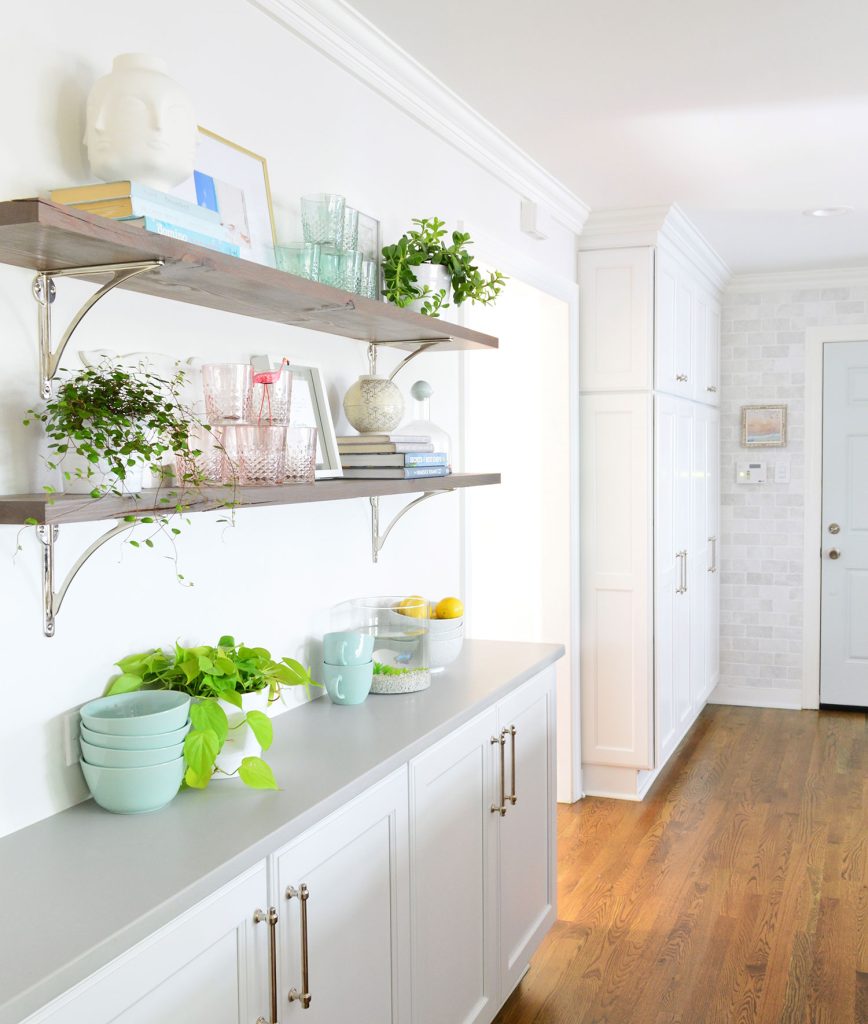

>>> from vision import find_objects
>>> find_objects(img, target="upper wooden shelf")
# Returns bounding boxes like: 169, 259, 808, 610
0, 473, 500, 527
0, 199, 498, 352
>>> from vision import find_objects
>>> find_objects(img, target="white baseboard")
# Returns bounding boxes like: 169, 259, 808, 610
708, 683, 802, 710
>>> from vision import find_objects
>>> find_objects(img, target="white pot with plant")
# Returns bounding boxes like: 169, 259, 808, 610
104, 636, 318, 789
381, 217, 507, 317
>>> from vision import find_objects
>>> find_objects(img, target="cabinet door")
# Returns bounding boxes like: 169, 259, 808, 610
655, 395, 693, 767
704, 298, 721, 406
26, 865, 269, 1024
690, 405, 710, 713
705, 409, 721, 700
496, 668, 557, 1000
655, 250, 693, 398
409, 707, 498, 1024
274, 769, 409, 1024
579, 247, 654, 392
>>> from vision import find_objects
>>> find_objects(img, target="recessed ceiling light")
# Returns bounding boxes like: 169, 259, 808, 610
802, 207, 853, 217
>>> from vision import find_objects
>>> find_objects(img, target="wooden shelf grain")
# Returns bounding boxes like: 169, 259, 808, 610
0, 199, 498, 352
0, 473, 500, 526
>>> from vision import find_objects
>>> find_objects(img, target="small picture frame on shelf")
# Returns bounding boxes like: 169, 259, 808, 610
172, 127, 277, 267
357, 212, 381, 261
290, 364, 343, 478
741, 404, 787, 447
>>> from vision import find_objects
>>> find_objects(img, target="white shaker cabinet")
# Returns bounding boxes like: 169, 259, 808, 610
273, 768, 410, 1024
23, 864, 270, 1024
409, 667, 557, 1022
579, 206, 728, 800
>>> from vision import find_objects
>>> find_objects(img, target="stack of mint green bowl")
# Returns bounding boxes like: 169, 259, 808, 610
79, 691, 191, 814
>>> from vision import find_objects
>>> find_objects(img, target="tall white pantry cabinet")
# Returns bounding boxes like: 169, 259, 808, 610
578, 206, 729, 800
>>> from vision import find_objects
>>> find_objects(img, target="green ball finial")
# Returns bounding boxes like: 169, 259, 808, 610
410, 380, 433, 400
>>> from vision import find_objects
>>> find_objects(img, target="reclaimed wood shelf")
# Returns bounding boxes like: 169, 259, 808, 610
0, 198, 498, 351
0, 473, 500, 527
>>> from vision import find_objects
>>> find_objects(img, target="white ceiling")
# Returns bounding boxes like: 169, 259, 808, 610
348, 0, 868, 274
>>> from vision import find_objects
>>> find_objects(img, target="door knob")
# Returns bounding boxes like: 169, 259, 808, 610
828, 523, 840, 534
829, 549, 841, 560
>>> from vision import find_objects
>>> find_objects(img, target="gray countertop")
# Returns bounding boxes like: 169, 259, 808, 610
0, 639, 563, 1024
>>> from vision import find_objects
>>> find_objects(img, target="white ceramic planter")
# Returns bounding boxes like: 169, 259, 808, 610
408, 264, 452, 314
212, 688, 276, 779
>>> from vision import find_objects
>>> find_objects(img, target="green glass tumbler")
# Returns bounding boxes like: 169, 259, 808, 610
275, 243, 320, 280
319, 248, 363, 293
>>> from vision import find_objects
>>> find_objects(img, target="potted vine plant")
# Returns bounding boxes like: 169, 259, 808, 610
24, 360, 223, 571
382, 217, 506, 317
105, 636, 318, 790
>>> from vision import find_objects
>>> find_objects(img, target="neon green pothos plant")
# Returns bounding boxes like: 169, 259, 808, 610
105, 636, 318, 790
381, 217, 506, 317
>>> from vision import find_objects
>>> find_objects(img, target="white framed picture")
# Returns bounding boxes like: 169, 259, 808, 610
741, 404, 788, 447
290, 365, 343, 478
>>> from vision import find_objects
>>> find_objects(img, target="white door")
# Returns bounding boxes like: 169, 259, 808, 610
25, 866, 269, 1024
274, 769, 410, 1023
409, 707, 498, 1024
690, 404, 709, 712
655, 250, 693, 398
705, 408, 721, 701
496, 669, 557, 1000
821, 340, 868, 708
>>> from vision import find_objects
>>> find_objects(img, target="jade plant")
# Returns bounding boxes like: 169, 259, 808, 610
24, 360, 227, 576
105, 636, 318, 790
381, 217, 506, 317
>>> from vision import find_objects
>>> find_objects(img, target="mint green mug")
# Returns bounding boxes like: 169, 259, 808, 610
323, 661, 373, 705
323, 631, 374, 666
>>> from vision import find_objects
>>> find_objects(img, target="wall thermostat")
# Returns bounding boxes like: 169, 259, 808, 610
736, 461, 766, 484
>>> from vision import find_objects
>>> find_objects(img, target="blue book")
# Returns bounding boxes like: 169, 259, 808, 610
339, 452, 448, 468
116, 201, 231, 238
122, 216, 241, 258
340, 466, 451, 480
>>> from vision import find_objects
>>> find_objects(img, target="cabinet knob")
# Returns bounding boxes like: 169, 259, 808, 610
829, 549, 841, 560
828, 523, 840, 535
706, 385, 718, 393
675, 374, 689, 382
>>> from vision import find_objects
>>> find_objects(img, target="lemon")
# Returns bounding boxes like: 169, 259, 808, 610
429, 602, 439, 619
396, 595, 427, 618
435, 596, 464, 620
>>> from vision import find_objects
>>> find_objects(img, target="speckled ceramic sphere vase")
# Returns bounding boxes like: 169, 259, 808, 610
342, 375, 404, 433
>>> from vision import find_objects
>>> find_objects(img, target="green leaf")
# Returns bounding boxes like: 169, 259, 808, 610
24, 517, 37, 526
105, 672, 143, 695
183, 728, 220, 777
218, 688, 243, 709
218, 635, 235, 648
238, 756, 278, 790
189, 699, 228, 746
184, 765, 211, 789
245, 710, 273, 751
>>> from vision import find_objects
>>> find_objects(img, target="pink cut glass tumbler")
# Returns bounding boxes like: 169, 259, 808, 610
202, 363, 253, 423
285, 426, 317, 483
232, 425, 288, 486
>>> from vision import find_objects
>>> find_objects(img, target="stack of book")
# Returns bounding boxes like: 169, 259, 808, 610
338, 434, 450, 479
49, 181, 240, 258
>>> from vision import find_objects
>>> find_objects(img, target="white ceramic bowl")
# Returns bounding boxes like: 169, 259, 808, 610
80, 721, 190, 750
80, 737, 185, 768
429, 632, 465, 670
80, 757, 185, 814
80, 691, 191, 736
428, 614, 464, 635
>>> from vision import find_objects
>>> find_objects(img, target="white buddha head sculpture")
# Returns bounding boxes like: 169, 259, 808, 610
84, 53, 196, 191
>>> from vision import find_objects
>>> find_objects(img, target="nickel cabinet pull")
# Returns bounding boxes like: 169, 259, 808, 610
708, 536, 717, 573
675, 551, 686, 594
491, 729, 508, 816
682, 549, 688, 593
287, 884, 312, 1009
675, 373, 688, 382
507, 725, 517, 805
706, 384, 718, 393
253, 906, 279, 1024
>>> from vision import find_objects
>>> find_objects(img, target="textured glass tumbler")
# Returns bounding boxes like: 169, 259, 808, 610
251, 367, 293, 425
231, 425, 288, 486
319, 248, 363, 292
275, 243, 320, 280
340, 206, 359, 251
285, 425, 317, 483
361, 258, 379, 299
175, 424, 226, 485
202, 364, 253, 424
301, 193, 345, 246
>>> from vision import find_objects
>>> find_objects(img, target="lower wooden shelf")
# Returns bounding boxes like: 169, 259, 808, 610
0, 472, 500, 527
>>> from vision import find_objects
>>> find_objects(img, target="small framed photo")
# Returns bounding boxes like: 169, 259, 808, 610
172, 127, 277, 266
741, 405, 788, 447
357, 212, 381, 261
290, 365, 343, 478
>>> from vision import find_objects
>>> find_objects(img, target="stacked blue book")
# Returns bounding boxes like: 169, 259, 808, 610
337, 434, 450, 479
49, 181, 240, 257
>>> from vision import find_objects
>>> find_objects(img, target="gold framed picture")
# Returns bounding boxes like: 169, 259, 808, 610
741, 404, 787, 447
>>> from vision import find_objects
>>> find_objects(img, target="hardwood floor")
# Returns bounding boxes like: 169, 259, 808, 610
495, 704, 867, 1024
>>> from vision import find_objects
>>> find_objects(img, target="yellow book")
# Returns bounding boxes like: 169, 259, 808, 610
50, 181, 137, 204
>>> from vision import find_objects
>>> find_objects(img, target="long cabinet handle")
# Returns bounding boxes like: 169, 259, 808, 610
490, 730, 507, 816
682, 549, 688, 593
708, 536, 717, 573
675, 551, 686, 594
287, 884, 312, 1009
254, 906, 279, 1024
507, 725, 517, 806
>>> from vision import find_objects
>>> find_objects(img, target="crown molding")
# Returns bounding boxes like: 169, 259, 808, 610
578, 204, 731, 293
249, 0, 590, 235
727, 265, 868, 293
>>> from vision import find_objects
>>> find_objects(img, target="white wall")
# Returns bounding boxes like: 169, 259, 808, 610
0, 0, 578, 836
716, 274, 868, 708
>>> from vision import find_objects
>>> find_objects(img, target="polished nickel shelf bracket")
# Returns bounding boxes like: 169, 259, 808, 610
367, 339, 446, 381
34, 259, 164, 399
369, 490, 453, 563
36, 521, 131, 637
